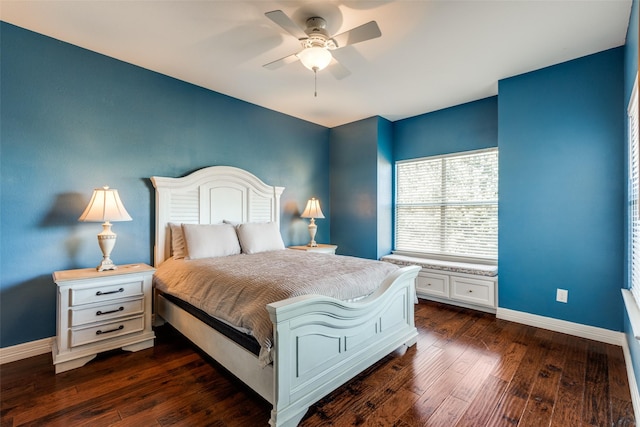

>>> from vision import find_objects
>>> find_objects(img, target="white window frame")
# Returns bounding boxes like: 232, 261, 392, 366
628, 74, 640, 305
394, 147, 498, 264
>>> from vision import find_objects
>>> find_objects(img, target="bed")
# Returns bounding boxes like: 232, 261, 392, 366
150, 165, 420, 427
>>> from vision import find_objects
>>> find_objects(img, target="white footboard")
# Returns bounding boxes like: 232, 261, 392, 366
266, 265, 420, 427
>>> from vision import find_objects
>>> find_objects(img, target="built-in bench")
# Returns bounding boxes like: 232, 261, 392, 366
381, 254, 498, 313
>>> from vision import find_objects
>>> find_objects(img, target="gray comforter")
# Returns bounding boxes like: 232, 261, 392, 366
153, 249, 398, 365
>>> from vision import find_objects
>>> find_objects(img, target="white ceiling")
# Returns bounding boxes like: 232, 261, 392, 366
0, 1, 633, 128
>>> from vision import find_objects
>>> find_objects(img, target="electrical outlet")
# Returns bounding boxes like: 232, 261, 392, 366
556, 288, 568, 303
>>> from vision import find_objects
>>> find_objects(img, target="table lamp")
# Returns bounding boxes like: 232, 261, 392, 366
79, 186, 132, 271
301, 198, 325, 247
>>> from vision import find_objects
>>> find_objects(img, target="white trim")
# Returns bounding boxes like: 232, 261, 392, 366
622, 288, 640, 421
420, 295, 497, 314
623, 289, 640, 339
0, 337, 54, 365
496, 308, 625, 346
622, 337, 640, 421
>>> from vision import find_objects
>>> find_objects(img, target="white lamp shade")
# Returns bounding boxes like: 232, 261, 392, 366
78, 186, 132, 222
301, 198, 325, 219
297, 47, 333, 71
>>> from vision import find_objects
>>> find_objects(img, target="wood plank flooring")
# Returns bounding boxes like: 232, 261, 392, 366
1, 300, 635, 426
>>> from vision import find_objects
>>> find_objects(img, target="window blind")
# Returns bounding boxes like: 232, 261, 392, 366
395, 148, 498, 261
628, 76, 640, 304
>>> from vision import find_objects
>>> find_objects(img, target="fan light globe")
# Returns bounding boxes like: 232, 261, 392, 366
297, 47, 332, 71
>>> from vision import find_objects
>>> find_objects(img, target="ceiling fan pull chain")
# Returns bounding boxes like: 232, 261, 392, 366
314, 67, 318, 97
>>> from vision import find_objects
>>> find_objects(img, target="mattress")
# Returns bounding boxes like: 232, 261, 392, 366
157, 289, 261, 356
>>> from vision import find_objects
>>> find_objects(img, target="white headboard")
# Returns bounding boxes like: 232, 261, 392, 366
150, 166, 285, 266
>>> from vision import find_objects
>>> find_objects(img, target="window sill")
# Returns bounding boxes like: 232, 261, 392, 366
622, 289, 640, 340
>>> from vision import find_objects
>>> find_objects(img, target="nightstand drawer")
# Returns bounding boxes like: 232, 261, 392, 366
71, 316, 144, 347
416, 272, 449, 298
71, 280, 143, 306
70, 298, 144, 327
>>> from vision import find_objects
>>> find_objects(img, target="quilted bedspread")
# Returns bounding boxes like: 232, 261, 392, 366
153, 249, 399, 365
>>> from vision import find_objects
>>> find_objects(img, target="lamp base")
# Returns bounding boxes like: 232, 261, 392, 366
307, 219, 318, 247
96, 222, 119, 272
96, 257, 117, 272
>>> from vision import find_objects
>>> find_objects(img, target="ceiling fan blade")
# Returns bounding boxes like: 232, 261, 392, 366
265, 10, 308, 40
332, 21, 381, 48
263, 53, 300, 70
327, 58, 351, 80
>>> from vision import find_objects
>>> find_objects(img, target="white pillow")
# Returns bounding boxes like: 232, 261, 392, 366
181, 223, 241, 260
236, 222, 285, 254
169, 223, 186, 259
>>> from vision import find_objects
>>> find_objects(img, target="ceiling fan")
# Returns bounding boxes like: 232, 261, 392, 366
263, 10, 382, 78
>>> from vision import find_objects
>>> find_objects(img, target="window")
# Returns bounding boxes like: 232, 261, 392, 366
628, 75, 640, 304
395, 148, 498, 262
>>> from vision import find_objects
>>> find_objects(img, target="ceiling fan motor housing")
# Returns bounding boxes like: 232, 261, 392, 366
301, 17, 337, 49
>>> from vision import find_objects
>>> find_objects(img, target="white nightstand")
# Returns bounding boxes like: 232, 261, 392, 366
288, 244, 338, 254
52, 263, 156, 373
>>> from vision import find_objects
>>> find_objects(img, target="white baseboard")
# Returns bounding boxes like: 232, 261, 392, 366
0, 337, 54, 365
496, 307, 625, 346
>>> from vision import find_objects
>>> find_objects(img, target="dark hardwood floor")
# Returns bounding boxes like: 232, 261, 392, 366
1, 300, 635, 426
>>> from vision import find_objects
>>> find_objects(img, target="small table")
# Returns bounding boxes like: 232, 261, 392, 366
52, 263, 156, 373
288, 244, 338, 254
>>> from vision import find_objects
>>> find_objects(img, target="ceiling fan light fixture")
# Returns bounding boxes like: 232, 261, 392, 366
297, 47, 332, 72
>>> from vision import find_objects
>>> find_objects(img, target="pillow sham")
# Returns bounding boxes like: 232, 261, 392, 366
236, 222, 285, 254
169, 223, 186, 259
181, 223, 241, 260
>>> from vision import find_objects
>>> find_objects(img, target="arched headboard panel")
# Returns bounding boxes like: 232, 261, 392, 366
151, 166, 285, 266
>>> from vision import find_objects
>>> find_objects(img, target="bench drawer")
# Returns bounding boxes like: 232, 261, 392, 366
416, 272, 449, 298
451, 276, 495, 307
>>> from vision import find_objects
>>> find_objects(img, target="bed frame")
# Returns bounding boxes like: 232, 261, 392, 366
151, 166, 420, 427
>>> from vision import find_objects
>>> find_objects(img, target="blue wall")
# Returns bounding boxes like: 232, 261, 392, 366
498, 48, 625, 331
329, 117, 381, 259
376, 118, 394, 259
0, 23, 330, 348
393, 96, 499, 161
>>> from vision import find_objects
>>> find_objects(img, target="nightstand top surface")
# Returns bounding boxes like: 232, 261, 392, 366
53, 263, 155, 283
289, 244, 337, 250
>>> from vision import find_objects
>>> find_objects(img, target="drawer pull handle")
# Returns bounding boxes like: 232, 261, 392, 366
96, 307, 124, 316
96, 325, 124, 335
96, 288, 124, 296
